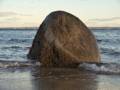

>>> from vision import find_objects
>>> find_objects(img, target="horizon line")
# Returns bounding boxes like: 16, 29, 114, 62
0, 27, 120, 30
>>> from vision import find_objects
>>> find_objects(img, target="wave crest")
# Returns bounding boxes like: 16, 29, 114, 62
79, 63, 120, 74
0, 61, 41, 68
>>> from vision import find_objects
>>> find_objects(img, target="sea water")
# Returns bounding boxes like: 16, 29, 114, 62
0, 29, 36, 61
0, 29, 120, 73
0, 29, 120, 90
0, 29, 120, 62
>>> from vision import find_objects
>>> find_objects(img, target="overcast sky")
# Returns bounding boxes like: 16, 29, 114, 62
0, 0, 120, 27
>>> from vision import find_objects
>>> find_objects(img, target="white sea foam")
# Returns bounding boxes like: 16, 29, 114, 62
79, 63, 120, 74
0, 61, 41, 68
0, 60, 120, 75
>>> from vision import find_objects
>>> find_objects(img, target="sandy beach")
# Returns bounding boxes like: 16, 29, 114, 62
0, 67, 120, 90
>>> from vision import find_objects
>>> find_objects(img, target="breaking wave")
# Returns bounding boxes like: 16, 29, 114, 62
0, 60, 41, 68
0, 60, 120, 75
79, 63, 120, 74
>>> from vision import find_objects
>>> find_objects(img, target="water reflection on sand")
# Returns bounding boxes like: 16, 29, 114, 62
31, 67, 98, 90
0, 67, 120, 90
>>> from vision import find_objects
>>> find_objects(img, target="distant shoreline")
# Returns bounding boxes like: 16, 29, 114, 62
90, 27, 120, 30
0, 27, 38, 30
0, 27, 120, 30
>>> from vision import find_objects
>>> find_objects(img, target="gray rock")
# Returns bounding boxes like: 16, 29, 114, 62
28, 11, 100, 67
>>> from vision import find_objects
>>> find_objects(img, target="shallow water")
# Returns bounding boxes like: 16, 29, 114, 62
0, 29, 120, 90
0, 67, 120, 90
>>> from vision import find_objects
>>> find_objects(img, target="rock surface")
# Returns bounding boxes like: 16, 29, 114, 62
28, 11, 100, 67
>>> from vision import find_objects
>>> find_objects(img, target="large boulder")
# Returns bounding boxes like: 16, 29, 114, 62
28, 11, 100, 67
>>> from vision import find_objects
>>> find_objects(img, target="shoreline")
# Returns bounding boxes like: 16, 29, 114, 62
0, 67, 120, 90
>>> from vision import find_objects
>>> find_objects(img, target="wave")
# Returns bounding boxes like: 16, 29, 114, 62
79, 63, 120, 74
97, 38, 120, 44
1, 46, 23, 49
1, 46, 30, 50
8, 38, 32, 43
0, 60, 41, 68
0, 38, 32, 43
0, 60, 120, 75
101, 47, 120, 55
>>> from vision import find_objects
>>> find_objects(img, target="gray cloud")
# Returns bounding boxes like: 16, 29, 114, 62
0, 17, 20, 23
0, 12, 31, 17
0, 12, 18, 17
88, 17, 120, 22
5, 17, 20, 22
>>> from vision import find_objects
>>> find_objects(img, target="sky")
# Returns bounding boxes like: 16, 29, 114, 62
0, 0, 120, 28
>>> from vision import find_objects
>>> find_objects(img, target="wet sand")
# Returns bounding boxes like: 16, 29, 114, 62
0, 67, 120, 90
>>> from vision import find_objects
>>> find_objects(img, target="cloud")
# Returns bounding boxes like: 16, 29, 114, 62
86, 16, 120, 27
5, 17, 19, 22
0, 12, 31, 17
0, 12, 17, 17
88, 17, 120, 22
0, 17, 20, 24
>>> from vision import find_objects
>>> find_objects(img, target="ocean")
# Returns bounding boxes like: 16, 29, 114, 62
0, 29, 120, 90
